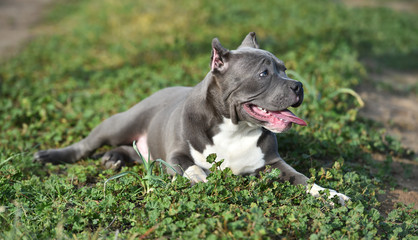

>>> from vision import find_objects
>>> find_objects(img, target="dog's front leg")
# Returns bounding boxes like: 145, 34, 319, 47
183, 165, 208, 184
306, 183, 350, 205
165, 152, 208, 184
267, 158, 350, 205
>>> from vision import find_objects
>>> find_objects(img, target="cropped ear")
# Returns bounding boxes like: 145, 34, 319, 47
238, 32, 259, 49
211, 38, 230, 73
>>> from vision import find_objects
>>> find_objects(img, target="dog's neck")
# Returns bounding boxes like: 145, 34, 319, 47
190, 72, 240, 123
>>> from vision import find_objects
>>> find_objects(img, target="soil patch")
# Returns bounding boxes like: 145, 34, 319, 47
370, 154, 418, 215
357, 68, 418, 212
0, 0, 53, 60
344, 0, 418, 213
342, 0, 418, 13
357, 62, 418, 154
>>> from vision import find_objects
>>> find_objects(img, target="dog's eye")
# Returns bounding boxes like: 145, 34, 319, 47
259, 70, 269, 77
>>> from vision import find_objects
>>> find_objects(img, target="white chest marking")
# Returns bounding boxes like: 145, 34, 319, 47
189, 118, 265, 175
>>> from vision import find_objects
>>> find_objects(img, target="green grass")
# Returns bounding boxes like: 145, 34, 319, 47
1, 0, 418, 238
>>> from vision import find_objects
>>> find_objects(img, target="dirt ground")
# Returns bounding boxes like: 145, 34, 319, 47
357, 63, 418, 213
0, 0, 54, 60
1, 0, 417, 213
343, 0, 418, 213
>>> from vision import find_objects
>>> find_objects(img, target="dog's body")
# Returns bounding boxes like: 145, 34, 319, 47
35, 32, 349, 204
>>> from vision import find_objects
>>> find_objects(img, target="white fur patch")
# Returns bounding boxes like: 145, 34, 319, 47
308, 184, 350, 205
183, 165, 208, 183
189, 118, 265, 175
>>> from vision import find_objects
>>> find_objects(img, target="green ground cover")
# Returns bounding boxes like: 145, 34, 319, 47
1, 0, 417, 238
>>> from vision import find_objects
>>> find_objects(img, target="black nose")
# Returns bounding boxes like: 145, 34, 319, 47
290, 81, 304, 107
290, 81, 303, 95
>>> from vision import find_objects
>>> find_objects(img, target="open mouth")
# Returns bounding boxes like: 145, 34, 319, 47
243, 103, 307, 132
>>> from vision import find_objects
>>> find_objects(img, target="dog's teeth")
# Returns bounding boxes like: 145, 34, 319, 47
257, 107, 267, 112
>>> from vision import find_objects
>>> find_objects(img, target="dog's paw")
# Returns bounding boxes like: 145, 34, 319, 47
308, 183, 350, 206
33, 150, 50, 164
183, 165, 208, 185
34, 147, 79, 164
328, 189, 351, 206
34, 149, 72, 164
101, 152, 126, 170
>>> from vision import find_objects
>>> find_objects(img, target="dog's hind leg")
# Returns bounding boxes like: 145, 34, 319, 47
34, 139, 94, 165
34, 109, 145, 165
99, 146, 142, 170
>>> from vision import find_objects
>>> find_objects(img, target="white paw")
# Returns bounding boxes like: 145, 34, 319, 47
328, 189, 350, 205
308, 184, 350, 206
183, 165, 208, 184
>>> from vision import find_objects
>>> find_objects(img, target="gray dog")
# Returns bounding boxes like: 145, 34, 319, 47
35, 32, 349, 205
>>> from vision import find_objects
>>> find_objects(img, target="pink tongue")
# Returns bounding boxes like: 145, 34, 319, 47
270, 109, 307, 126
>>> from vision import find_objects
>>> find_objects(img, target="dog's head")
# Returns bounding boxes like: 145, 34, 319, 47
209, 32, 306, 133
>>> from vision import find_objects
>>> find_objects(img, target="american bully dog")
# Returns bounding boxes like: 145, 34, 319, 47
34, 32, 350, 205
